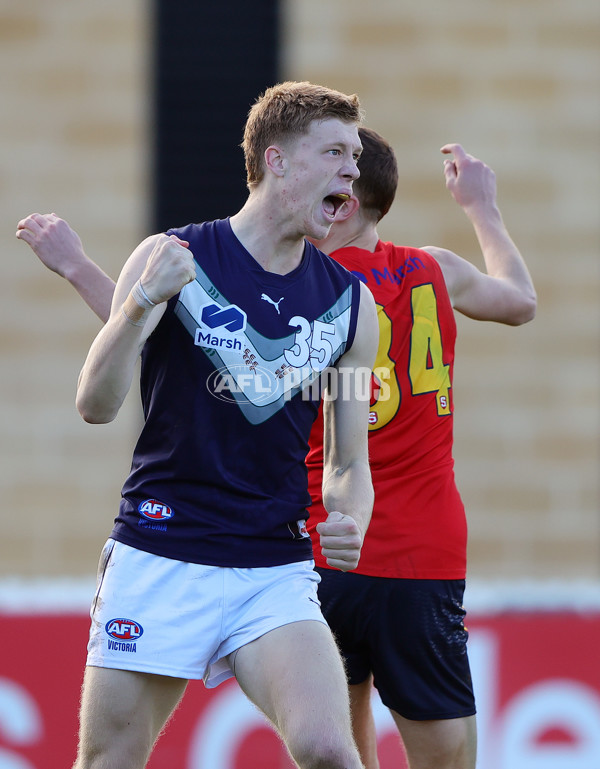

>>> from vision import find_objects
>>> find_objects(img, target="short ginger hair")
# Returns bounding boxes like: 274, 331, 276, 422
242, 81, 363, 188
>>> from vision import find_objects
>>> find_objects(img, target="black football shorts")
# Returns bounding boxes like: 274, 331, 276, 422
316, 568, 476, 721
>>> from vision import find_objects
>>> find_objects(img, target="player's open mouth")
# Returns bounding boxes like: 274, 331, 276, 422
323, 193, 350, 219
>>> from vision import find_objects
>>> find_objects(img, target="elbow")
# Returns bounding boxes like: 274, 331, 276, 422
523, 297, 537, 323
79, 412, 113, 425
499, 290, 537, 326
76, 369, 120, 424
76, 393, 116, 424
510, 294, 537, 326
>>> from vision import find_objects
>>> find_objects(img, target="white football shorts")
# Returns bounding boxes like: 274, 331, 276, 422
86, 539, 326, 687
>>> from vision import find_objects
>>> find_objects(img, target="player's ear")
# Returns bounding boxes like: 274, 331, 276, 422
265, 145, 286, 177
337, 194, 360, 221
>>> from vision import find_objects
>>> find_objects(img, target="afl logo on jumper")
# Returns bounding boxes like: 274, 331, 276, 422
138, 499, 173, 521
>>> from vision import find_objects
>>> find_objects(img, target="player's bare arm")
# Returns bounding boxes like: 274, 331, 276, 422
422, 143, 536, 325
318, 282, 379, 571
16, 213, 116, 323
76, 234, 195, 424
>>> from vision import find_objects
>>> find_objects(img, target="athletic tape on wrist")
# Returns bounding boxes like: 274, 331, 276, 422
121, 279, 156, 326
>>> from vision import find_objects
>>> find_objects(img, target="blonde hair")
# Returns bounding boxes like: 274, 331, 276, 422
242, 81, 363, 188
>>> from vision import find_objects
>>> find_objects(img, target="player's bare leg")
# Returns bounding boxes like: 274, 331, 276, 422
231, 620, 363, 769
349, 678, 380, 769
392, 711, 477, 769
73, 666, 187, 769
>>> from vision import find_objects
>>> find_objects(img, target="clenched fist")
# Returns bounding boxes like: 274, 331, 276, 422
139, 234, 196, 305
316, 511, 363, 572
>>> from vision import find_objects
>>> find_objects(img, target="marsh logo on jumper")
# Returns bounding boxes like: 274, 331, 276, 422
195, 303, 247, 351
106, 618, 143, 653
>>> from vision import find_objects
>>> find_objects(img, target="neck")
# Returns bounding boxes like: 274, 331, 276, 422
230, 197, 306, 275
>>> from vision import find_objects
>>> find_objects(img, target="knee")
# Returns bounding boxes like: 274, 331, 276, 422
73, 739, 150, 769
290, 733, 361, 769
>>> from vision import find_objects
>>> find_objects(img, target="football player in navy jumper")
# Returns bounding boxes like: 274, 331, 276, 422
62, 82, 378, 769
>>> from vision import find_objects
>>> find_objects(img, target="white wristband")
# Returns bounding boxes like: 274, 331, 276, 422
132, 279, 156, 308
121, 279, 156, 326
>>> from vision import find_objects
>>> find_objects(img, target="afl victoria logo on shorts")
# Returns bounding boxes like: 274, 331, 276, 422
106, 618, 143, 653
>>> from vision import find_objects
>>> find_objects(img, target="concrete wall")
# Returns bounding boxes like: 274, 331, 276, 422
1, 0, 598, 579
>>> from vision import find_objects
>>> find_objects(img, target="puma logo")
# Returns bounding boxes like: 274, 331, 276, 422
261, 293, 284, 314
